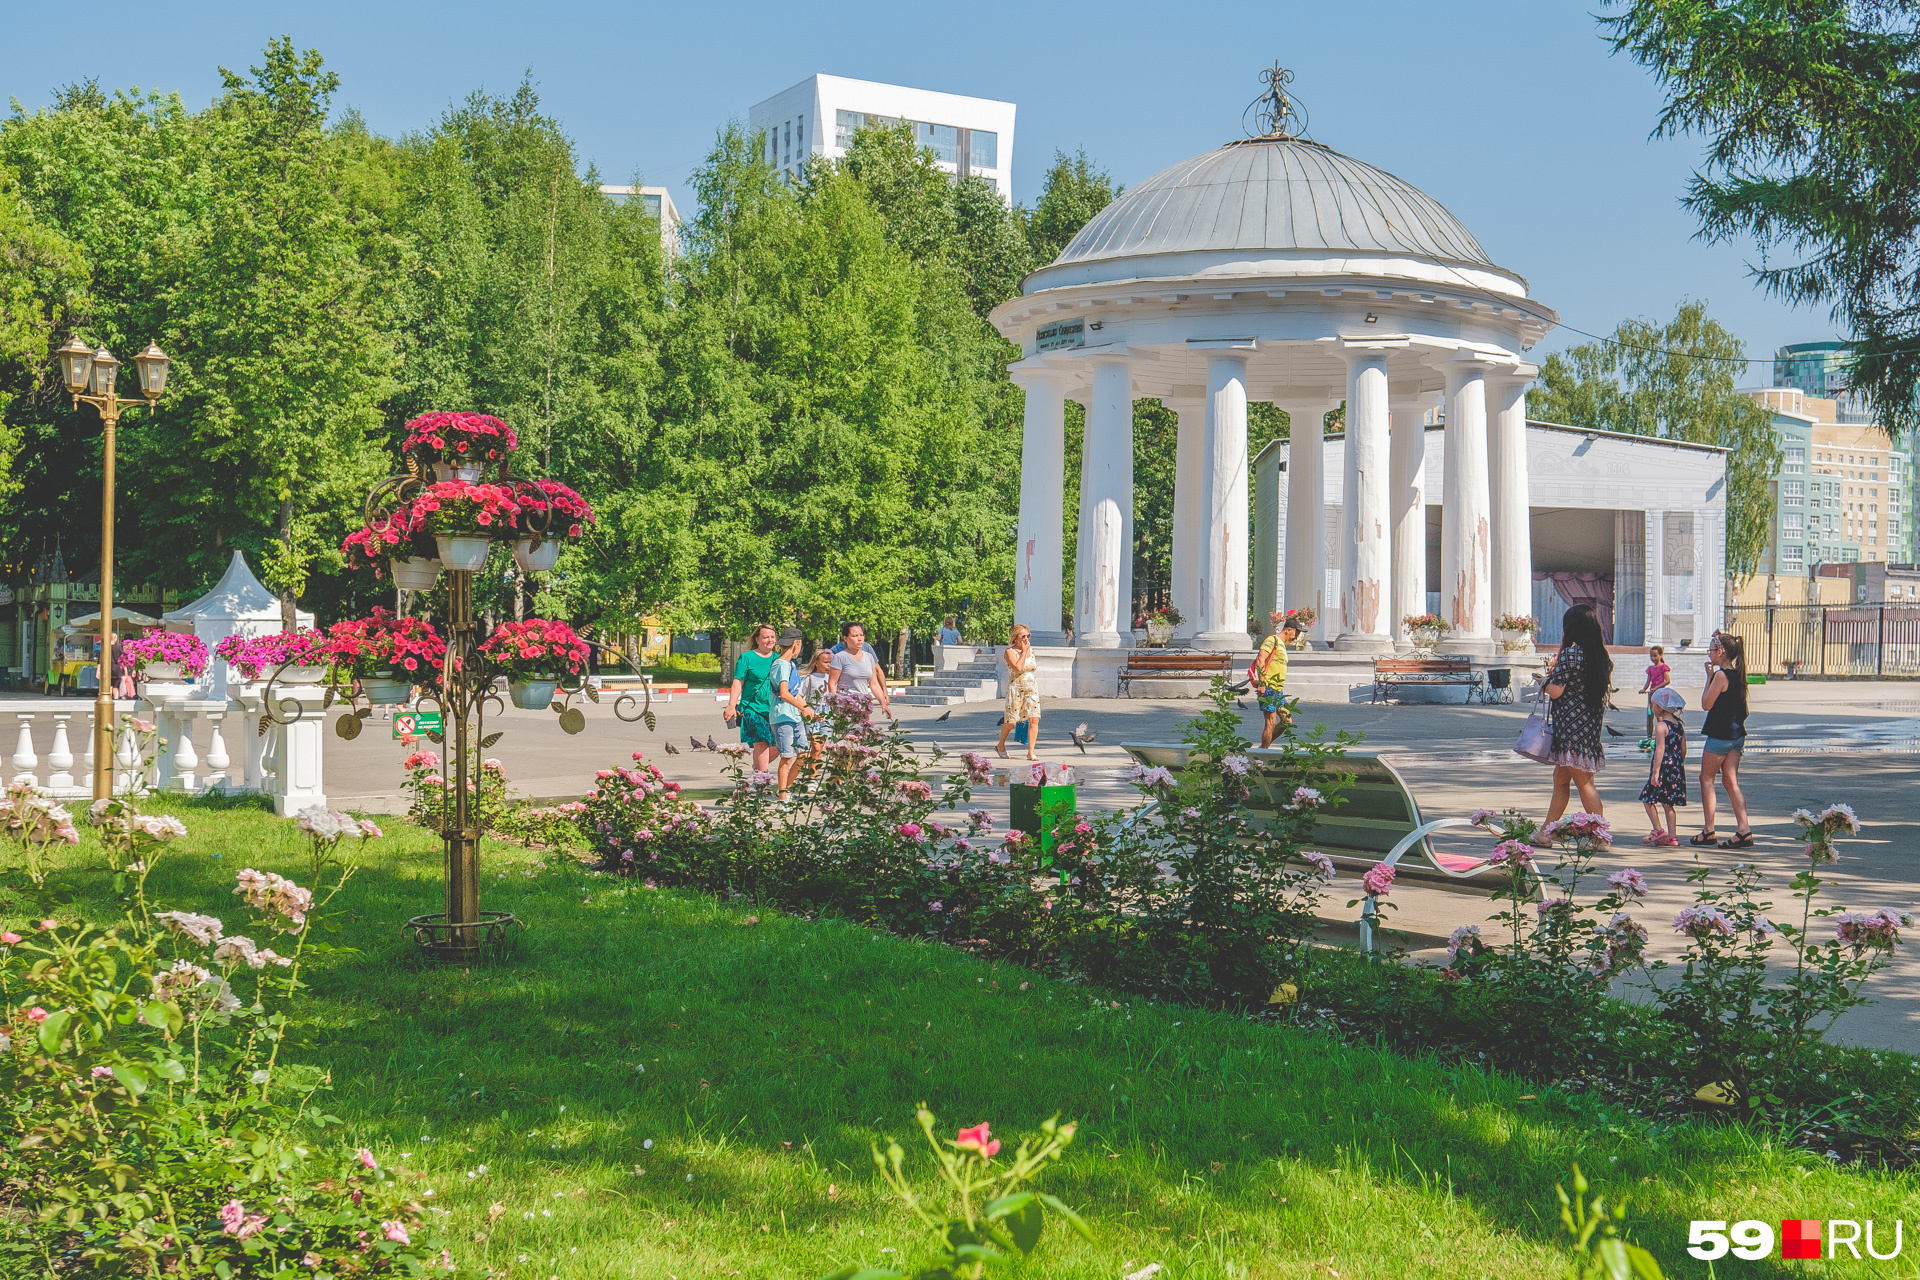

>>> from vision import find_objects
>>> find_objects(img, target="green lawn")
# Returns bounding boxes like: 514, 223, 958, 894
23, 798, 1920, 1278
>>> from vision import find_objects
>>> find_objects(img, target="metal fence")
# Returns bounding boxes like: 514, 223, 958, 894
1722, 604, 1920, 678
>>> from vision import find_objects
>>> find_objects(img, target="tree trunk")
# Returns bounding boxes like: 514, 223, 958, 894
278, 498, 296, 631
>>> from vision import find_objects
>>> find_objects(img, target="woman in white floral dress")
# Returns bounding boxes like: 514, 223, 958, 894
996, 623, 1041, 760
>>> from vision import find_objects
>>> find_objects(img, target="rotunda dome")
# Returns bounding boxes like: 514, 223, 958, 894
1023, 136, 1525, 297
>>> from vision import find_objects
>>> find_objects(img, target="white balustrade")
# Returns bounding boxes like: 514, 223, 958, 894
13, 713, 37, 782
46, 714, 74, 791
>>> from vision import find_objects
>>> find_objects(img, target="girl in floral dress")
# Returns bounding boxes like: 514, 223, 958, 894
1638, 686, 1687, 846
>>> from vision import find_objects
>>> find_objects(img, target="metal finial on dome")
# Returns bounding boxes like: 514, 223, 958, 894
1244, 63, 1308, 141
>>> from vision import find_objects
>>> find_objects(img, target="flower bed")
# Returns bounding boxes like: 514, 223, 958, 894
120, 630, 210, 678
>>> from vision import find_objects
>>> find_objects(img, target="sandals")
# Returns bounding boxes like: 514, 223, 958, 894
1689, 831, 1719, 847
1640, 831, 1663, 846
1719, 831, 1755, 849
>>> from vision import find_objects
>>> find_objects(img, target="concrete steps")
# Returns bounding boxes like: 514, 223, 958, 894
896, 658, 1002, 708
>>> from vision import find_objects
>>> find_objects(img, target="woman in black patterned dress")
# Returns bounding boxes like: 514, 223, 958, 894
1541, 603, 1612, 834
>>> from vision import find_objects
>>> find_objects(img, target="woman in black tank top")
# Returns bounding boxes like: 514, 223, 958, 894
1694, 633, 1754, 848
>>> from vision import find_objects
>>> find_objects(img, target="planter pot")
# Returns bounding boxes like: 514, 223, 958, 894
508, 678, 559, 711
513, 537, 561, 573
432, 462, 484, 483
391, 556, 443, 590
1145, 620, 1174, 648
362, 676, 412, 706
1497, 631, 1531, 653
140, 662, 189, 682
435, 534, 493, 571
276, 664, 331, 684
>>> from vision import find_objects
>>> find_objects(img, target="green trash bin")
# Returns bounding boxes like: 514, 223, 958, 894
1010, 782, 1076, 856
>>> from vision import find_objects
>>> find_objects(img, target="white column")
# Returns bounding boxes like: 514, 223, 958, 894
1170, 402, 1203, 640
1013, 373, 1069, 646
1282, 402, 1329, 646
1389, 399, 1432, 650
1487, 367, 1536, 647
1335, 349, 1393, 651
1076, 358, 1133, 649
1197, 354, 1252, 650
1443, 356, 1496, 655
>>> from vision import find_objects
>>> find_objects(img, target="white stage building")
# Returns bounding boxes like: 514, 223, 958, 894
985, 80, 1728, 699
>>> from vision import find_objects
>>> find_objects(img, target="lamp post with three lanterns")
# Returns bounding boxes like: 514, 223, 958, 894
52, 334, 170, 801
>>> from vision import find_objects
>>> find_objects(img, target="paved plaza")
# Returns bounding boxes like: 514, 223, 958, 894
305, 678, 1920, 1054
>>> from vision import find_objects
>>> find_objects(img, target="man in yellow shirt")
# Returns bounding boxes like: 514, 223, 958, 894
1253, 614, 1302, 747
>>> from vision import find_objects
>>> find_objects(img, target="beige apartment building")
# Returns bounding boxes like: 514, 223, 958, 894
1747, 387, 1902, 575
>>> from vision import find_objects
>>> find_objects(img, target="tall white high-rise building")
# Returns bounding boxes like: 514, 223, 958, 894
748, 74, 1016, 201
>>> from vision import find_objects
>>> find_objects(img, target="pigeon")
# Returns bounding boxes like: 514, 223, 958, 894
706, 735, 719, 752
1070, 722, 1096, 754
1234, 699, 1248, 711
664, 741, 680, 755
935, 708, 952, 721
690, 736, 704, 752
1603, 723, 1625, 738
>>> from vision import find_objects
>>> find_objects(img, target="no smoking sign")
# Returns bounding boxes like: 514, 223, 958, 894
392, 710, 444, 740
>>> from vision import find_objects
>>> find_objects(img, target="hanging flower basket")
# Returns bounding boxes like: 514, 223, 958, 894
513, 538, 561, 572
436, 536, 492, 571
321, 609, 447, 688
391, 556, 442, 590
480, 618, 589, 709
361, 677, 413, 706
401, 411, 519, 471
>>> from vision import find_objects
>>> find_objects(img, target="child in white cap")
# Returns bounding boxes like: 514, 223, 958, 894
1639, 686, 1688, 846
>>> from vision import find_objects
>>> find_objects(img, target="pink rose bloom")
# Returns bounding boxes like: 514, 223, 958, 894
26, 1007, 48, 1024
954, 1122, 1001, 1158
0, 933, 18, 944
91, 1065, 113, 1078
1361, 864, 1395, 897
383, 1220, 411, 1245
357, 1148, 378, 1170
37, 920, 56, 931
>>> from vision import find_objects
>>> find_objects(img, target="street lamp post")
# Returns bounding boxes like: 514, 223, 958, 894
53, 335, 170, 800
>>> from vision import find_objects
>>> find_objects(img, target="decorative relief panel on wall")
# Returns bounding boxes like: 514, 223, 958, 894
1663, 512, 1696, 576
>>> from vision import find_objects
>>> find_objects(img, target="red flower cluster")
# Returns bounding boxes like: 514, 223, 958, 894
478, 618, 590, 679
401, 411, 519, 463
515, 479, 594, 540
341, 503, 424, 574
412, 481, 522, 534
322, 609, 448, 680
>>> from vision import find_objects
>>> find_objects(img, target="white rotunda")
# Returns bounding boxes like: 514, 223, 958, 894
989, 76, 1557, 687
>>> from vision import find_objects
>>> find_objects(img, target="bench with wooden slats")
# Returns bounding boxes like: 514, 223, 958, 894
1118, 651, 1235, 695
1371, 656, 1486, 704
1120, 741, 1538, 949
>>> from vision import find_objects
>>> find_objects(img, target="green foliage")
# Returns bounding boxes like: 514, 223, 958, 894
1527, 301, 1779, 582
1024, 149, 1119, 266
1601, 0, 1920, 434
1557, 1165, 1664, 1279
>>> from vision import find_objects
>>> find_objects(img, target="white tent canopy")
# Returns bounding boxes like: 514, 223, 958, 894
163, 551, 315, 697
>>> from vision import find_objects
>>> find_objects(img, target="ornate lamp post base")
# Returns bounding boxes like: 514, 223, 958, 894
404, 910, 522, 961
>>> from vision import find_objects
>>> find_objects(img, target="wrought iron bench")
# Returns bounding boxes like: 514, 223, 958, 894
1118, 651, 1235, 696
1371, 657, 1486, 704
1120, 741, 1538, 949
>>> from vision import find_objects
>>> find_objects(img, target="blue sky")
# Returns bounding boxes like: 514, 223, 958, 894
2, 0, 1830, 374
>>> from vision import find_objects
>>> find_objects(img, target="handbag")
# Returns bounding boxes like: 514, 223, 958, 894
1513, 687, 1554, 764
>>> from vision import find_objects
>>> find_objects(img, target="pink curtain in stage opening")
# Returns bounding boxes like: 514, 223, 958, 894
1534, 571, 1615, 644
